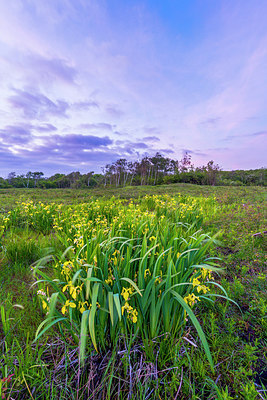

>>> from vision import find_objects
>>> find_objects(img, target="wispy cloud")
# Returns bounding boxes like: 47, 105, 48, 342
34, 123, 58, 132
200, 117, 221, 126
105, 105, 124, 118
143, 136, 160, 142
8, 89, 69, 119
223, 130, 267, 142
26, 53, 77, 84
0, 124, 32, 144
181, 149, 208, 157
79, 123, 114, 131
73, 101, 99, 110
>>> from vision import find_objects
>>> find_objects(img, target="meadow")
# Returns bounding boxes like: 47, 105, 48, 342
0, 184, 266, 399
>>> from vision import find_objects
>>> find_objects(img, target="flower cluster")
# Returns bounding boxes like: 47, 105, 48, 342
121, 287, 134, 301
28, 194, 221, 357
121, 302, 138, 323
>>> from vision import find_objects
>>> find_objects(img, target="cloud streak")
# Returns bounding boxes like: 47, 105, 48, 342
223, 130, 267, 142
8, 89, 69, 119
27, 53, 77, 84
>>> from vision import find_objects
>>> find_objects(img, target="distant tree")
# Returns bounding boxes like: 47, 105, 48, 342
0, 177, 9, 188
179, 152, 193, 173
85, 171, 94, 187
203, 161, 221, 185
7, 172, 16, 185
32, 172, 44, 187
25, 171, 33, 188
66, 171, 81, 188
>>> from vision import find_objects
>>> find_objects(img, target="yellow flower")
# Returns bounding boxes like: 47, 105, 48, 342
192, 277, 201, 287
121, 302, 138, 323
62, 281, 83, 300
42, 300, 48, 311
62, 282, 71, 292
121, 287, 133, 301
131, 309, 138, 323
184, 293, 200, 307
201, 269, 213, 281
121, 302, 133, 315
62, 300, 76, 315
79, 300, 89, 313
144, 268, 151, 277
196, 285, 210, 294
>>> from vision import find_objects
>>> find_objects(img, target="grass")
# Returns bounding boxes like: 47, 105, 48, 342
0, 184, 266, 399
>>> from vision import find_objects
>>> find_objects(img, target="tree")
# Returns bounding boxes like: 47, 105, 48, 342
179, 152, 193, 173
7, 172, 16, 185
32, 172, 44, 187
203, 161, 221, 185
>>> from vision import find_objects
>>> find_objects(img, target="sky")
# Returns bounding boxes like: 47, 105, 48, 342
0, 0, 266, 177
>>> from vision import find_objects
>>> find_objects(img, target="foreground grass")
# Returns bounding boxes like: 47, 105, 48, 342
0, 184, 265, 209
0, 184, 266, 399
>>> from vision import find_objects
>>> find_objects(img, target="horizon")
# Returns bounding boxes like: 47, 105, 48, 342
2, 153, 266, 181
0, 0, 267, 176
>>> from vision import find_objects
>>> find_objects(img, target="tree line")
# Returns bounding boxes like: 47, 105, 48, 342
0, 152, 266, 188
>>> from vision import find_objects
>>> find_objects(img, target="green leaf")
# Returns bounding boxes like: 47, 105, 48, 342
88, 283, 100, 351
120, 277, 142, 297
171, 290, 214, 371
35, 317, 67, 342
113, 293, 121, 321
80, 310, 89, 365
47, 292, 59, 318
72, 269, 84, 285
85, 267, 93, 300
108, 292, 114, 326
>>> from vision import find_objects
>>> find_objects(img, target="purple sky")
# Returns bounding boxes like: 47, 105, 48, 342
0, 0, 266, 176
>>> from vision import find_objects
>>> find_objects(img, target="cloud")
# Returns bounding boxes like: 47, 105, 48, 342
159, 148, 175, 154
42, 133, 113, 150
1, 133, 114, 173
182, 149, 208, 157
143, 127, 161, 135
207, 147, 230, 152
115, 139, 148, 149
200, 117, 221, 125
8, 89, 69, 119
133, 142, 148, 149
223, 130, 267, 142
248, 130, 267, 137
79, 123, 114, 131
73, 101, 99, 110
0, 129, 176, 176
0, 144, 121, 177
34, 123, 57, 132
0, 146, 24, 163
143, 136, 160, 142
27, 53, 77, 84
113, 131, 124, 136
0, 124, 32, 144
105, 104, 124, 117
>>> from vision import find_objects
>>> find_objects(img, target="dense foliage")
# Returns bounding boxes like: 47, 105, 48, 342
0, 185, 266, 399
1, 153, 266, 189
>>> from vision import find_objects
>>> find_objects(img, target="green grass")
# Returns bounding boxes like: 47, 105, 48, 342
0, 184, 266, 399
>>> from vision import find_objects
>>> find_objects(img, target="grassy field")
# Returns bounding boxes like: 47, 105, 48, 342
0, 184, 266, 399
